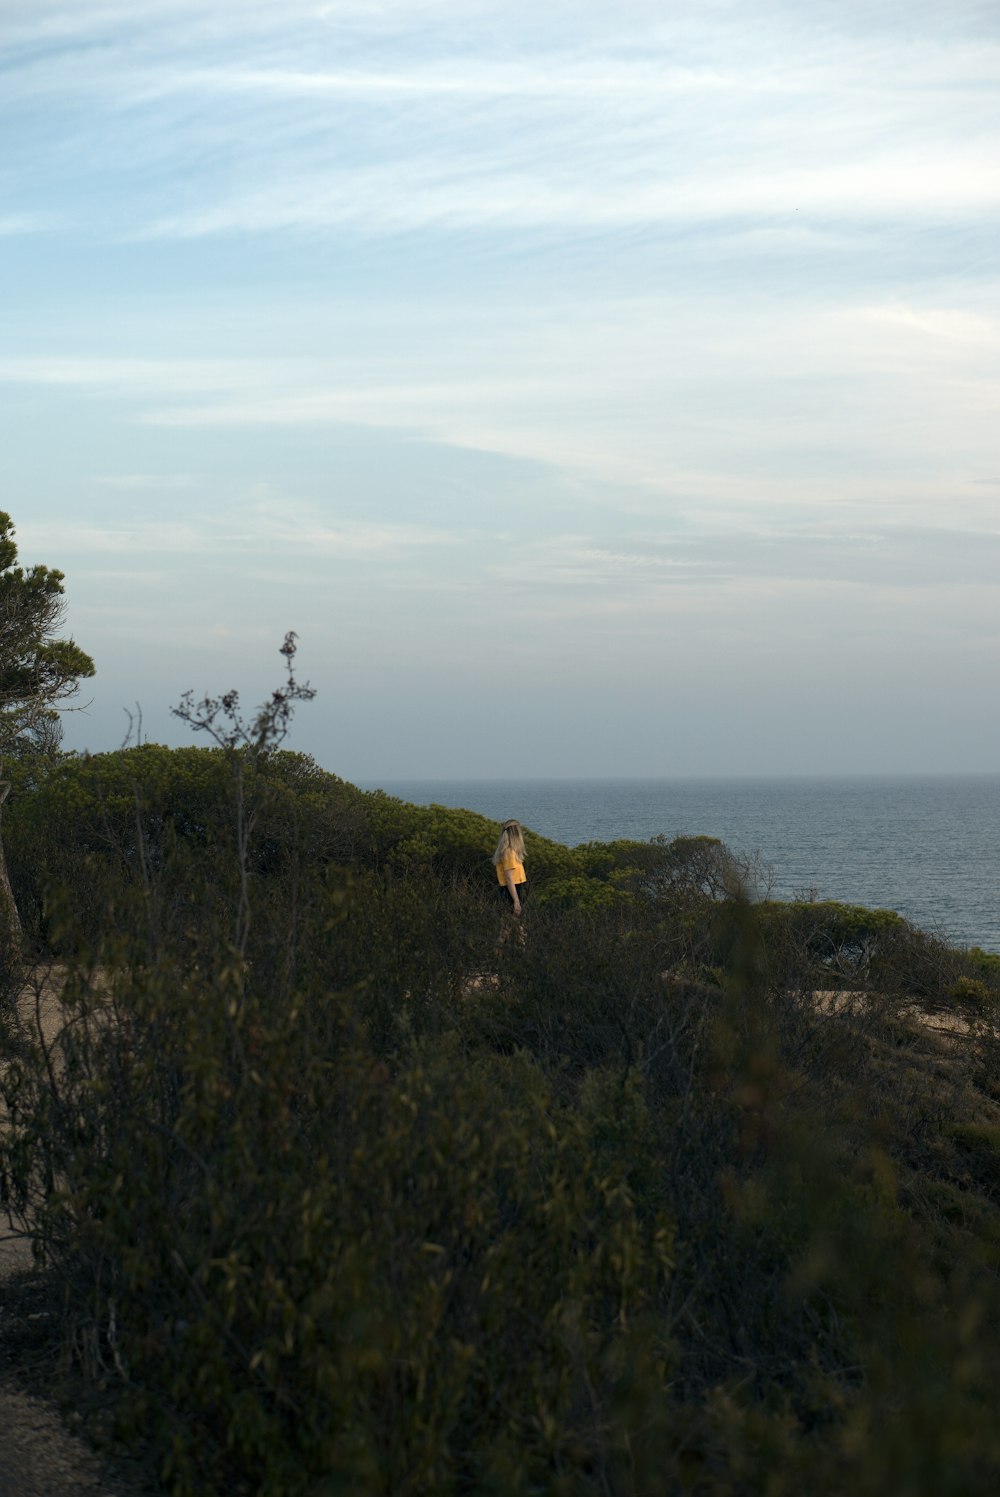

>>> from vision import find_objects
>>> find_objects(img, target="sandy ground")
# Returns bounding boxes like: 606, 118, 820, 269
810, 987, 974, 1036
0, 1235, 143, 1497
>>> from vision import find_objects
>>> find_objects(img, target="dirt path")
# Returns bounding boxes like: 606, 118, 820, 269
0, 1386, 109, 1497
0, 1235, 145, 1497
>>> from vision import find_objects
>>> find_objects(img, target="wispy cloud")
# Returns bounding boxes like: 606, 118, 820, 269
3, 281, 998, 515
0, 212, 57, 235
26, 501, 462, 562
94, 472, 200, 489
238, 501, 463, 556
6, 1, 999, 247
0, 355, 255, 389
138, 154, 1000, 240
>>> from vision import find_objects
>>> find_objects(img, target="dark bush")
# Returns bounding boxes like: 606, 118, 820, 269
4, 738, 1000, 1493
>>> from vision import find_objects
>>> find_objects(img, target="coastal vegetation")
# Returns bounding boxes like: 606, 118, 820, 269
0, 508, 95, 952
2, 658, 1000, 1494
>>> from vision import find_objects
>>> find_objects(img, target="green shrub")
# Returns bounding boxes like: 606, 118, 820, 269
4, 744, 367, 949
966, 948, 1000, 980
5, 725, 1000, 1493
2, 946, 678, 1495
949, 976, 998, 1014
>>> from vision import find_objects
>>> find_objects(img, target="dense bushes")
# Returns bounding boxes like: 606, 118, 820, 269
3, 742, 1000, 1493
3, 953, 678, 1494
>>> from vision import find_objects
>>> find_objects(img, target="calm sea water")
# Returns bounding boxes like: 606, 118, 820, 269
363, 776, 1000, 953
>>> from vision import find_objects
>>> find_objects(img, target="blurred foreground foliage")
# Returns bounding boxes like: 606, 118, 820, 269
2, 743, 1000, 1494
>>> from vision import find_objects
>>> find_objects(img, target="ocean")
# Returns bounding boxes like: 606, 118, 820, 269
363, 776, 1000, 954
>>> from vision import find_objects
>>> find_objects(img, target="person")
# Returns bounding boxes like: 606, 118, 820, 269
492, 818, 527, 942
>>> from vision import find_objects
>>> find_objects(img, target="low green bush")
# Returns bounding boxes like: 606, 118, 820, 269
949, 976, 998, 1014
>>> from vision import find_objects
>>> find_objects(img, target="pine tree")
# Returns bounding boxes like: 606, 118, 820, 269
0, 510, 95, 950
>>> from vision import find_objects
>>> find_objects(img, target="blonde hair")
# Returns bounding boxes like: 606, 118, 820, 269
492, 819, 526, 866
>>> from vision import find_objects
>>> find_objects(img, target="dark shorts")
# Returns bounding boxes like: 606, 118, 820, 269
499, 881, 528, 910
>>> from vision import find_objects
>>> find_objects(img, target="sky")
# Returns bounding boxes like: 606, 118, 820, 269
3, 0, 999, 780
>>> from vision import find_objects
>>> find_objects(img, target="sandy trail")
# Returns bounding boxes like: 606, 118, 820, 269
0, 1238, 142, 1497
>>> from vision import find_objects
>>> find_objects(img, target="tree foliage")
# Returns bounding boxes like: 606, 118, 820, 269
0, 510, 94, 757
0, 509, 94, 951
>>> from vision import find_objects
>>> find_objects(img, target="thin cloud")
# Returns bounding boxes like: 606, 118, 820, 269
0, 213, 56, 234
29, 504, 464, 561
857, 304, 1000, 347
243, 505, 464, 555
128, 60, 741, 103
0, 355, 281, 397
94, 472, 200, 489
140, 155, 1000, 240
3, 278, 996, 517
7, 1, 999, 256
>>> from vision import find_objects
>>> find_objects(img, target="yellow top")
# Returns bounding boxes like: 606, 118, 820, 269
496, 850, 526, 886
